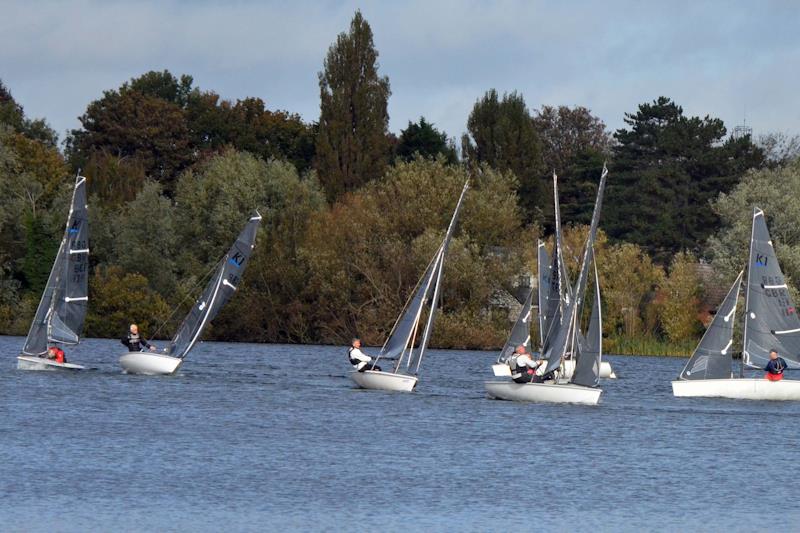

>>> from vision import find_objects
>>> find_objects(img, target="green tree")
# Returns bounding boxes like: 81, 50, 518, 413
315, 10, 391, 201
0, 79, 58, 147
462, 89, 544, 221
605, 96, 765, 262
395, 117, 457, 164
111, 181, 178, 295
174, 150, 325, 342
708, 158, 800, 295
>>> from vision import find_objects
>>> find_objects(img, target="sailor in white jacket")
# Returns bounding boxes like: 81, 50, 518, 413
348, 338, 381, 372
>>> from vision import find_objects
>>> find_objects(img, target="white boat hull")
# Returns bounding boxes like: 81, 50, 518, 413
485, 381, 602, 405
672, 378, 800, 400
17, 356, 85, 371
350, 370, 418, 392
119, 352, 182, 375
559, 359, 617, 379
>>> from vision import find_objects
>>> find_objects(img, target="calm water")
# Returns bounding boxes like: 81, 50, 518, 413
2, 336, 799, 532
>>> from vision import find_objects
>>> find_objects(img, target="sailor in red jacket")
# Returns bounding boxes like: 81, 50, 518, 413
47, 346, 66, 364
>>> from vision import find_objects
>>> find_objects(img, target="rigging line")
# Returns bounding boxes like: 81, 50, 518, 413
147, 258, 222, 343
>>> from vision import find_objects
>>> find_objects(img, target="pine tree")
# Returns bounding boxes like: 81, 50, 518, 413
395, 117, 457, 164
315, 11, 391, 201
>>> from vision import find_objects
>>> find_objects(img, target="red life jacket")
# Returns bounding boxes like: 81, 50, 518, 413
54, 348, 65, 364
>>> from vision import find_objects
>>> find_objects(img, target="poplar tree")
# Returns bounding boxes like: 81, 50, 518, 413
315, 11, 391, 201
462, 90, 544, 221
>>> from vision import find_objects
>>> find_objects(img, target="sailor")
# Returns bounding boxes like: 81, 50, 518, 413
348, 338, 380, 372
764, 349, 788, 381
509, 345, 543, 383
47, 346, 66, 364
121, 324, 157, 352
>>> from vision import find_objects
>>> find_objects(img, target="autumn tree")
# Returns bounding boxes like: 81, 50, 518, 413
660, 251, 702, 343
315, 11, 391, 201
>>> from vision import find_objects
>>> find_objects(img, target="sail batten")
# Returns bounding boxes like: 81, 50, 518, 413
167, 212, 261, 360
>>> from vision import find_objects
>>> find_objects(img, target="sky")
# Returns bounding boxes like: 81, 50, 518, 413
1, 0, 798, 144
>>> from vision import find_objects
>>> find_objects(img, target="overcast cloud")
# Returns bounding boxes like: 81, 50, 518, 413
1, 0, 798, 143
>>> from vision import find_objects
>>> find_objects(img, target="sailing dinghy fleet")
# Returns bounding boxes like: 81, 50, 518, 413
486, 166, 608, 405
12, 169, 800, 405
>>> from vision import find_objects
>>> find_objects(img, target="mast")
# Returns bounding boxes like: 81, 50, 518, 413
741, 207, 759, 377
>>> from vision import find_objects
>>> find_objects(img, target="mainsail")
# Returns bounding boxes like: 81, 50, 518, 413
743, 208, 800, 369
572, 252, 602, 388
379, 180, 469, 374
542, 166, 607, 380
22, 175, 89, 356
167, 212, 261, 359
536, 240, 553, 348
497, 287, 533, 364
679, 271, 743, 380
552, 172, 571, 305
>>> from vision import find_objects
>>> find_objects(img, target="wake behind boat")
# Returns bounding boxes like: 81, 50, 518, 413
17, 175, 90, 371
350, 180, 469, 392
119, 212, 262, 375
672, 208, 800, 400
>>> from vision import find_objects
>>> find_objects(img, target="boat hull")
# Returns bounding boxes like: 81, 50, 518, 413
350, 370, 418, 392
119, 352, 182, 375
485, 381, 602, 405
17, 356, 85, 371
560, 359, 617, 379
672, 378, 800, 400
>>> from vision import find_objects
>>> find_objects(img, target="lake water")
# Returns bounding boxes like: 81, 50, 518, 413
2, 336, 799, 532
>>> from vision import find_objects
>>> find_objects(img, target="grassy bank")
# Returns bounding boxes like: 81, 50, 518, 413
604, 336, 695, 357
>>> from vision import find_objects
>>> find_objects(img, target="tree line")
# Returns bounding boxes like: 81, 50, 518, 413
1, 10, 799, 353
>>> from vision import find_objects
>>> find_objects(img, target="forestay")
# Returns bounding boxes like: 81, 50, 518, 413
497, 288, 533, 364
743, 208, 800, 369
22, 175, 89, 356
679, 271, 743, 380
167, 212, 261, 359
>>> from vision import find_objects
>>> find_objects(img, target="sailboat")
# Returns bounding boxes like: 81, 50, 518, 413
486, 248, 603, 404
350, 180, 469, 393
485, 167, 608, 405
672, 207, 800, 400
119, 212, 262, 375
18, 175, 90, 371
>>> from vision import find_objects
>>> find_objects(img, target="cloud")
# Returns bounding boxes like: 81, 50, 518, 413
1, 0, 798, 143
